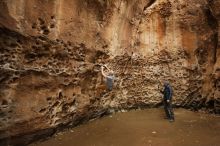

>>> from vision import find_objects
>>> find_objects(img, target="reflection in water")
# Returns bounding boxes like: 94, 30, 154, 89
32, 108, 220, 146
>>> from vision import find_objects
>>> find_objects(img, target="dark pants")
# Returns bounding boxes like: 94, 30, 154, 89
163, 100, 174, 120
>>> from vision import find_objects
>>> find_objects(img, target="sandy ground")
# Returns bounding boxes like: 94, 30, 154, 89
31, 108, 220, 146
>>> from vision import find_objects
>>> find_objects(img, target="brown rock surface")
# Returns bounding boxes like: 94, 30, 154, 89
0, 0, 219, 145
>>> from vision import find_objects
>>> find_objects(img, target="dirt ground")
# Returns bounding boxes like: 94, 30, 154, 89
31, 108, 220, 146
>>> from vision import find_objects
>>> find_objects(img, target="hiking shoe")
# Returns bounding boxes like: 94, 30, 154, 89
169, 119, 174, 122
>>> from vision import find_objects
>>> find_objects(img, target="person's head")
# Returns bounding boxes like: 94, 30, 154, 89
164, 81, 169, 87
108, 70, 114, 76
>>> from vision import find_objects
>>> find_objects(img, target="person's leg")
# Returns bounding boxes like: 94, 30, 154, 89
167, 103, 174, 121
107, 85, 113, 91
164, 100, 170, 118
170, 103, 174, 120
106, 80, 113, 91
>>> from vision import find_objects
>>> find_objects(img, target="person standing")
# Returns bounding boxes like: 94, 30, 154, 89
163, 82, 174, 122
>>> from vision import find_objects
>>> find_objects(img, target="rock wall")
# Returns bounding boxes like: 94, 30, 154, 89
0, 0, 219, 145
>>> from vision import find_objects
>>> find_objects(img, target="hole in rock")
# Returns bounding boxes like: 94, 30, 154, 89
50, 24, 55, 28
206, 100, 214, 108
2, 99, 8, 106
63, 44, 67, 47
32, 45, 38, 49
35, 42, 40, 45
41, 25, 47, 30
0, 112, 6, 117
46, 97, 52, 101
43, 44, 51, 50
9, 43, 17, 48
38, 18, 45, 25
1, 117, 7, 121
39, 108, 46, 113
25, 53, 36, 59
32, 23, 37, 29
53, 101, 60, 107
67, 41, 71, 46
43, 29, 50, 35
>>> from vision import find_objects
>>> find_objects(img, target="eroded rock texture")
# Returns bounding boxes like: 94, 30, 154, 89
0, 0, 219, 144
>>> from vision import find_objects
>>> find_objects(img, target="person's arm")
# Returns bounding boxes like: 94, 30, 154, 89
168, 86, 173, 101
104, 65, 111, 72
166, 86, 172, 102
101, 66, 107, 78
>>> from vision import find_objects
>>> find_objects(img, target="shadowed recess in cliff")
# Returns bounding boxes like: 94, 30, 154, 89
205, 7, 218, 64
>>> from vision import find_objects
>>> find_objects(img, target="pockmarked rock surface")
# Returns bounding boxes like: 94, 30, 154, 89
0, 0, 219, 145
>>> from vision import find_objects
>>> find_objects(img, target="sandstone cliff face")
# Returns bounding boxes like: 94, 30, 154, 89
0, 0, 219, 144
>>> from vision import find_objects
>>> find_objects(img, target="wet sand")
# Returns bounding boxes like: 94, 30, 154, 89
31, 108, 220, 146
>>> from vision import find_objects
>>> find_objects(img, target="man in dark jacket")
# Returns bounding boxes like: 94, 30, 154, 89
163, 82, 174, 122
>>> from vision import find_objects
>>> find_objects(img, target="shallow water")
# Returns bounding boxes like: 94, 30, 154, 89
31, 108, 220, 146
